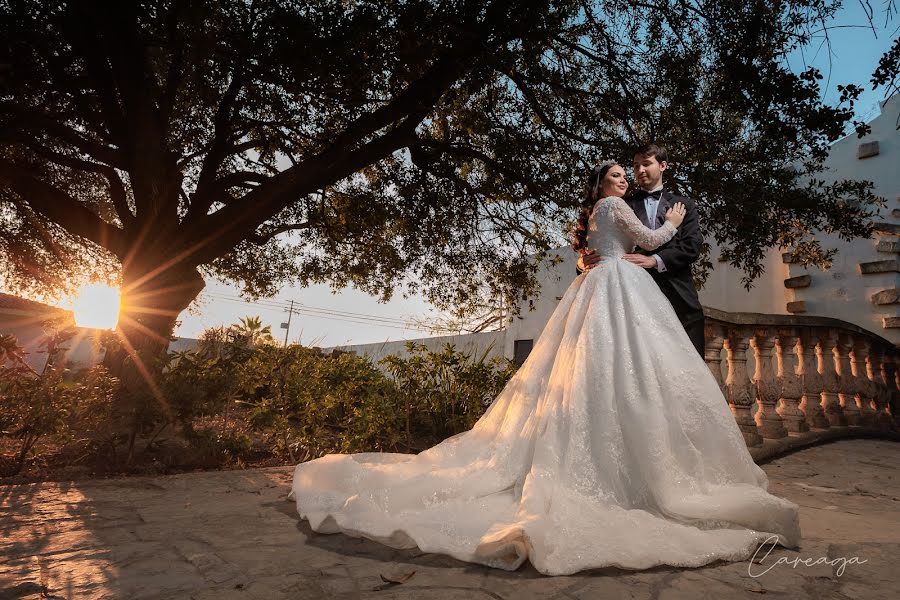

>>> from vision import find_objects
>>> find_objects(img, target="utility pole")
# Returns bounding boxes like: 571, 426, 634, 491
281, 299, 294, 347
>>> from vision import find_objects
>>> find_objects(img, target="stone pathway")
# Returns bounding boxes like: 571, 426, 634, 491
1, 438, 898, 599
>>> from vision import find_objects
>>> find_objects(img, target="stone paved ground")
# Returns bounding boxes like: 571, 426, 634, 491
1, 438, 898, 600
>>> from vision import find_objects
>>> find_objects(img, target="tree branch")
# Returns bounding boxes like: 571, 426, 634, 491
503, 69, 601, 147
188, 35, 489, 263
12, 140, 135, 227
192, 116, 423, 265
248, 221, 311, 245
66, 30, 128, 145
0, 161, 127, 255
325, 36, 483, 153
417, 140, 549, 200
191, 73, 248, 218
215, 170, 271, 190
158, 3, 186, 125
227, 138, 262, 156
0, 104, 124, 167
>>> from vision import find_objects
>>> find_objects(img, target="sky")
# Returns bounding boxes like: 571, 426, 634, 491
784, 1, 898, 123
33, 2, 897, 348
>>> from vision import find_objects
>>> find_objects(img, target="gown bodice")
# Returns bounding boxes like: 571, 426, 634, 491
587, 196, 676, 259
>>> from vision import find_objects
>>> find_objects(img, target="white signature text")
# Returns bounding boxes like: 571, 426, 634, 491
748, 535, 867, 578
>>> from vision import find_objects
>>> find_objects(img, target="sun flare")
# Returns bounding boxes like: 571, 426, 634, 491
72, 283, 121, 330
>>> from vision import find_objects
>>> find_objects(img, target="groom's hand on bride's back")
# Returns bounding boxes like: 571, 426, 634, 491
576, 248, 603, 273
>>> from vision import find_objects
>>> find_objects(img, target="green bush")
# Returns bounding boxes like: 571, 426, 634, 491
0, 326, 120, 475
160, 333, 518, 461
1, 315, 519, 477
62, 365, 123, 466
380, 342, 517, 446
181, 427, 254, 467
236, 345, 404, 461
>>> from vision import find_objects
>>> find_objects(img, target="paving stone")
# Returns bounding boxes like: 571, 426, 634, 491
1, 440, 898, 599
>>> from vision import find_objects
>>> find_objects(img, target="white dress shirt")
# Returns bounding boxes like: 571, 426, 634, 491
642, 184, 667, 273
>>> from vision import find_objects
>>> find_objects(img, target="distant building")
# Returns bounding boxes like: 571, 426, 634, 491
0, 292, 84, 373
327, 330, 507, 368
0, 292, 199, 372
335, 95, 899, 363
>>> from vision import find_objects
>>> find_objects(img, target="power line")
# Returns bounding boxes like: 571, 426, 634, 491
202, 292, 425, 328
198, 291, 436, 332
201, 291, 417, 324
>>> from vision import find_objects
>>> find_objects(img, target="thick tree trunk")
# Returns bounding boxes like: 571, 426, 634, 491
103, 263, 205, 371
117, 263, 205, 359
103, 258, 205, 463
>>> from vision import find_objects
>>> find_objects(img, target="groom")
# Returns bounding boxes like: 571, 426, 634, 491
576, 144, 706, 356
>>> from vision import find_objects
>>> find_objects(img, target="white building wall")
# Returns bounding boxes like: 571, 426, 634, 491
504, 249, 576, 360
699, 243, 789, 316
0, 310, 63, 373
782, 96, 900, 343
327, 330, 507, 369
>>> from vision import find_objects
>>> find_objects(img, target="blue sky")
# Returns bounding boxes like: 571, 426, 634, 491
784, 1, 898, 124
175, 3, 899, 346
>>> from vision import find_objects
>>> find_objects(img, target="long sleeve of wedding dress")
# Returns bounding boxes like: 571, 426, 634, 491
289, 191, 801, 576
606, 196, 676, 250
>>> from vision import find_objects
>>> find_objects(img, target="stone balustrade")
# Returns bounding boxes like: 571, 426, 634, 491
703, 308, 899, 454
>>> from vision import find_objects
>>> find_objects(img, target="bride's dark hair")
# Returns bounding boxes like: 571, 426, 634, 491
571, 161, 617, 252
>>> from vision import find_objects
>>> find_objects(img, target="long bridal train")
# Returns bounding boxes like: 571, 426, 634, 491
289, 197, 800, 576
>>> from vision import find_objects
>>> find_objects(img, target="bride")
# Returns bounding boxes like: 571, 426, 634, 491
289, 161, 801, 576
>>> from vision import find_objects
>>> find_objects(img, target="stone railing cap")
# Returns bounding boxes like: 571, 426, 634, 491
703, 307, 897, 349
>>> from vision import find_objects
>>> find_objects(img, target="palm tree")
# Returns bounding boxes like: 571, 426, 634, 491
229, 316, 275, 348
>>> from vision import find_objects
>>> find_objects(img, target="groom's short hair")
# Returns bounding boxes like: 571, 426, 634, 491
635, 143, 668, 165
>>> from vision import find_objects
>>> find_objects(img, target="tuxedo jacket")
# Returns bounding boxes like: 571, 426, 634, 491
577, 190, 703, 313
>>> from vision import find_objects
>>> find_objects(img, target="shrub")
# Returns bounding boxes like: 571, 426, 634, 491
237, 345, 404, 461
62, 365, 122, 466
380, 342, 518, 446
0, 329, 69, 473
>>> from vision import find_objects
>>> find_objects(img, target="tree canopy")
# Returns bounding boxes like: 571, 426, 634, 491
0, 0, 889, 355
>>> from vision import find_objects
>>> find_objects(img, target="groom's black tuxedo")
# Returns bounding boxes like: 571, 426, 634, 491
577, 189, 706, 356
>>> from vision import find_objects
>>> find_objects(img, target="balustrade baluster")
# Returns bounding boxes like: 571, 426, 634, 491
704, 323, 726, 393
836, 333, 861, 426
799, 330, 828, 429
752, 329, 787, 438
725, 330, 762, 446
850, 340, 876, 427
776, 329, 808, 433
819, 330, 846, 426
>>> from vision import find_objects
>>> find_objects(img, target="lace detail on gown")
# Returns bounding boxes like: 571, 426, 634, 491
600, 196, 676, 253
289, 194, 802, 576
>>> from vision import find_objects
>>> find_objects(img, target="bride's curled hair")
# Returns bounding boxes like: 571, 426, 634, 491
572, 161, 617, 252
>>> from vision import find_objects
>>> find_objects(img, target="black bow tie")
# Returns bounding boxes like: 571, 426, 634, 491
640, 189, 663, 200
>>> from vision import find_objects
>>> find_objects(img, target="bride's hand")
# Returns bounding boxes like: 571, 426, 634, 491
665, 202, 686, 227
577, 248, 603, 271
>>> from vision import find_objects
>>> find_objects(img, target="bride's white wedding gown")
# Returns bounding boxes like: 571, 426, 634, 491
289, 195, 801, 575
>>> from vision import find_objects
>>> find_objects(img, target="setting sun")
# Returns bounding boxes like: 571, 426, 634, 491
72, 283, 121, 330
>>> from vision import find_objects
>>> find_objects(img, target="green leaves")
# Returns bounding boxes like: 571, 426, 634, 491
381, 341, 517, 444
0, 328, 119, 475
0, 0, 890, 336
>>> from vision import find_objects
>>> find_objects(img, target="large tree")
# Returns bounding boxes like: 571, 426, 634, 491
0, 0, 883, 375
